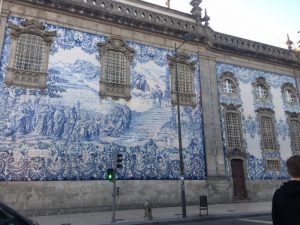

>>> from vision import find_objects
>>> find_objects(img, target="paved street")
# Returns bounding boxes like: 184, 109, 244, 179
31, 201, 272, 225
184, 215, 272, 225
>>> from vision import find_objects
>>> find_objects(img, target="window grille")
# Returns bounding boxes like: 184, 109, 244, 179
285, 90, 295, 103
225, 112, 241, 149
177, 63, 192, 94
104, 50, 127, 85
266, 159, 280, 171
260, 116, 276, 150
256, 85, 267, 99
223, 79, 235, 93
290, 119, 300, 152
15, 34, 44, 72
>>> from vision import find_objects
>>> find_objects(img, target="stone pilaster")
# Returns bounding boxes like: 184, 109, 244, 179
0, 8, 9, 59
199, 53, 232, 203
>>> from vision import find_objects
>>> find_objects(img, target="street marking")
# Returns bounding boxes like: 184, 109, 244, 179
239, 218, 272, 224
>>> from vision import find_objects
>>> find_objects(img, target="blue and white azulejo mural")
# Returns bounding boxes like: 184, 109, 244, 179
216, 63, 300, 180
0, 17, 206, 181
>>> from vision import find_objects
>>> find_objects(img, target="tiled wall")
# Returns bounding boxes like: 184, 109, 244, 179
217, 63, 300, 180
0, 17, 206, 181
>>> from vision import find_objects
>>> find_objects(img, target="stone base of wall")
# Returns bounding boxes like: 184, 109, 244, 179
246, 179, 285, 201
0, 179, 283, 216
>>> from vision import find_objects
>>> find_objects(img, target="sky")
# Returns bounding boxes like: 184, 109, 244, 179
142, 0, 299, 49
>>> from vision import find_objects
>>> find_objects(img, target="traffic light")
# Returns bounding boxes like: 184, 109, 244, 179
106, 168, 114, 182
116, 153, 123, 169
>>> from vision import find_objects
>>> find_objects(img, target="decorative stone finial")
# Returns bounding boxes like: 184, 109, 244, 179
286, 34, 293, 50
203, 8, 210, 26
190, 0, 210, 27
295, 31, 300, 53
165, 0, 170, 8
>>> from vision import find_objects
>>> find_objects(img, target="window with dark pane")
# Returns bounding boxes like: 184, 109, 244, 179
105, 50, 127, 85
290, 119, 300, 153
260, 116, 276, 150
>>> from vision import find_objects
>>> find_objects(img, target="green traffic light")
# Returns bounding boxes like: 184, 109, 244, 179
107, 168, 114, 182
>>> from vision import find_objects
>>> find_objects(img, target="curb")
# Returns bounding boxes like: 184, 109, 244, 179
101, 212, 271, 225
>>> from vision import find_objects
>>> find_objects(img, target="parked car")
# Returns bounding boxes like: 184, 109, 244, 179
0, 202, 39, 225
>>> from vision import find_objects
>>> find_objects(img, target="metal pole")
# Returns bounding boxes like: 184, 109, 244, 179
111, 171, 116, 224
111, 151, 117, 224
174, 43, 187, 218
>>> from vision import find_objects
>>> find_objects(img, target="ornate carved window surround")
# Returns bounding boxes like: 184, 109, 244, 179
256, 108, 279, 151
167, 52, 196, 107
286, 112, 300, 155
97, 36, 135, 101
4, 19, 56, 89
252, 77, 271, 101
220, 71, 238, 96
222, 104, 245, 158
281, 83, 298, 105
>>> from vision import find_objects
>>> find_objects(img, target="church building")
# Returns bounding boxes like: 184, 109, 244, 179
0, 0, 300, 215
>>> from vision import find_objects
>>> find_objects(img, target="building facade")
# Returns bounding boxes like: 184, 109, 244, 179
0, 0, 299, 215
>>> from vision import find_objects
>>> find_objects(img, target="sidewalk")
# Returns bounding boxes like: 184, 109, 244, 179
31, 201, 271, 225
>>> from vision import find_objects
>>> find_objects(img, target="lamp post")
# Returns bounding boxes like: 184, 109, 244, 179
174, 33, 195, 218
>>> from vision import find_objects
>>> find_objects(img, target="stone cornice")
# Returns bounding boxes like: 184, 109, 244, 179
9, 0, 300, 68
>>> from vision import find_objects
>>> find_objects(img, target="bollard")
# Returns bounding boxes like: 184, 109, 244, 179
144, 200, 153, 220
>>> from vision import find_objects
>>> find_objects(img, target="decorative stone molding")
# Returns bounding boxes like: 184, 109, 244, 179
190, 0, 210, 26
167, 52, 196, 107
97, 36, 135, 100
5, 19, 56, 89
15, 0, 300, 68
227, 147, 247, 160
281, 82, 298, 105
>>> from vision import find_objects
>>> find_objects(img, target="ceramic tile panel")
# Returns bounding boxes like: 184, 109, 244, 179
0, 17, 206, 181
217, 63, 299, 180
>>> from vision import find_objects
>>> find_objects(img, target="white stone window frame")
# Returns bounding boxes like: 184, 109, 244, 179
167, 52, 196, 107
265, 159, 280, 171
256, 108, 279, 151
97, 36, 135, 101
222, 104, 245, 154
5, 19, 56, 89
220, 72, 238, 96
281, 83, 298, 105
252, 77, 271, 101
286, 112, 300, 155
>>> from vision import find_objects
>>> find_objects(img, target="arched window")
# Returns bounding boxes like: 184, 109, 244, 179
222, 79, 235, 94
220, 72, 238, 95
256, 84, 268, 99
98, 36, 135, 100
252, 77, 270, 101
5, 20, 56, 89
285, 90, 296, 103
281, 83, 298, 105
